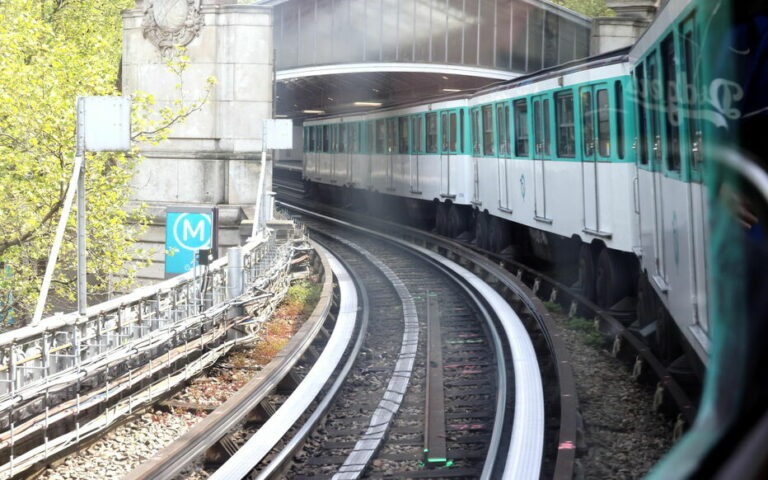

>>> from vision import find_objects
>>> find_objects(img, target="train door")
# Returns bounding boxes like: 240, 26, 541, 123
337, 123, 348, 184
347, 122, 359, 185
386, 117, 396, 191
532, 95, 551, 220
398, 116, 409, 192
426, 112, 439, 195
579, 84, 611, 233
680, 17, 708, 333
648, 52, 668, 284
410, 114, 423, 194
440, 110, 454, 198
470, 107, 482, 204
366, 121, 375, 188
497, 101, 512, 212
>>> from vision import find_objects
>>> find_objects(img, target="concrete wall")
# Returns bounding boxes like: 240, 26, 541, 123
122, 0, 274, 282
591, 0, 657, 54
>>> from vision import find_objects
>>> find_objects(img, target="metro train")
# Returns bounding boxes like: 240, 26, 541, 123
303, 0, 768, 474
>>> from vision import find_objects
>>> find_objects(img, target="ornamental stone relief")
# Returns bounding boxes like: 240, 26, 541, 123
143, 0, 204, 55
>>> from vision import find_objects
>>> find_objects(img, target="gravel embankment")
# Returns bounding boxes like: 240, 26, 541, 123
554, 311, 675, 479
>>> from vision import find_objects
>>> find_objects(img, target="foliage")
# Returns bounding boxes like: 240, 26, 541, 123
566, 316, 607, 348
285, 279, 322, 317
543, 300, 564, 315
252, 280, 321, 363
552, 0, 614, 18
0, 1, 215, 325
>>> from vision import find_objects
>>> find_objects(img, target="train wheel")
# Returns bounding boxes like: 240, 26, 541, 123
474, 211, 489, 250
448, 204, 469, 238
635, 274, 655, 328
576, 244, 596, 302
595, 249, 633, 309
655, 297, 683, 364
435, 202, 449, 235
488, 217, 511, 253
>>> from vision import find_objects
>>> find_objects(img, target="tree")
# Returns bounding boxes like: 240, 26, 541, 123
552, 0, 614, 18
0, 0, 214, 326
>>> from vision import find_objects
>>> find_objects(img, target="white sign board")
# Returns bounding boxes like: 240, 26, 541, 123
263, 119, 293, 150
78, 96, 131, 152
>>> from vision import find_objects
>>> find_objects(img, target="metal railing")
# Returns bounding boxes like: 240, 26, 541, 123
0, 229, 305, 398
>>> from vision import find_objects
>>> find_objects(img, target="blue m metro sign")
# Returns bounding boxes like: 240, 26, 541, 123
165, 208, 218, 277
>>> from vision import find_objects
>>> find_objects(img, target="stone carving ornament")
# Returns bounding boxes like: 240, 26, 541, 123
143, 0, 204, 55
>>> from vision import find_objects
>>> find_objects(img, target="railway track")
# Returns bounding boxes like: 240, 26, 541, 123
120, 201, 568, 479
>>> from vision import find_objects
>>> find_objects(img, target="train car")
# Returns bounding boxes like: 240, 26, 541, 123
464, 55, 638, 313
641, 0, 768, 478
301, 53, 661, 354
304, 97, 473, 225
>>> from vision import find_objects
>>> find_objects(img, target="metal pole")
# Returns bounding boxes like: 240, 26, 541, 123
75, 98, 87, 316
251, 123, 268, 239
77, 157, 87, 315
227, 247, 243, 299
31, 155, 84, 325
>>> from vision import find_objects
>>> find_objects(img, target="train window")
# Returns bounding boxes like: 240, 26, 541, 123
496, 103, 510, 155
366, 122, 374, 154
533, 99, 551, 156
440, 111, 460, 154
514, 99, 529, 157
426, 112, 438, 153
634, 65, 649, 165
471, 108, 481, 155
338, 124, 346, 153
661, 35, 681, 172
322, 125, 330, 153
451, 110, 464, 153
482, 105, 495, 156
597, 89, 610, 157
555, 92, 575, 157
412, 115, 424, 153
306, 127, 314, 152
452, 111, 461, 152
398, 116, 409, 154
648, 55, 662, 165
615, 81, 625, 160
387, 118, 397, 153
349, 123, 360, 154
681, 18, 702, 172
375, 119, 386, 154
581, 91, 594, 156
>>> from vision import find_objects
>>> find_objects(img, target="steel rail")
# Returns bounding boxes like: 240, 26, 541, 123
252, 237, 372, 479
282, 204, 545, 479
210, 244, 359, 480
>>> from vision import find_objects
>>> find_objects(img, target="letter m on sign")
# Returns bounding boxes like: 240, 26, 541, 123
183, 218, 206, 242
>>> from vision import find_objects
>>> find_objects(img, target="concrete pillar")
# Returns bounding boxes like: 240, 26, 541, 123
591, 0, 658, 54
122, 0, 274, 282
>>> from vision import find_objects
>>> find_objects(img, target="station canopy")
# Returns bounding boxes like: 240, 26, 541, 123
257, 0, 592, 120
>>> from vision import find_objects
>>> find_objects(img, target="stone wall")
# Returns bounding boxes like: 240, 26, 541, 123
122, 0, 274, 282
591, 0, 658, 54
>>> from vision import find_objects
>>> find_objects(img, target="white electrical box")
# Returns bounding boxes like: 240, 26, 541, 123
263, 119, 293, 150
78, 96, 132, 152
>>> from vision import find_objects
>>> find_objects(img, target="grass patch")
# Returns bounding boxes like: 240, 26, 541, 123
565, 316, 606, 349
543, 301, 564, 314
252, 280, 322, 364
